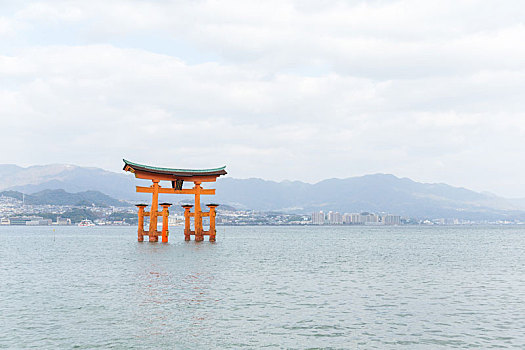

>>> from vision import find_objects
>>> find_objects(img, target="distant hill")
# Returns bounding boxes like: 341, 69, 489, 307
1, 163, 524, 220
0, 164, 137, 200
213, 175, 525, 220
0, 189, 130, 207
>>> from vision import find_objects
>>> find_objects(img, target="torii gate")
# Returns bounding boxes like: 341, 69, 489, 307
123, 159, 227, 242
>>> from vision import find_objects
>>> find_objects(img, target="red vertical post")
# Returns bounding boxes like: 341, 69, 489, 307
206, 204, 218, 242
182, 204, 193, 241
194, 182, 203, 242
136, 204, 147, 242
160, 203, 171, 243
148, 180, 160, 242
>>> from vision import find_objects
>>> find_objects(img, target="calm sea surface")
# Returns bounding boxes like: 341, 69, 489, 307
1, 225, 525, 349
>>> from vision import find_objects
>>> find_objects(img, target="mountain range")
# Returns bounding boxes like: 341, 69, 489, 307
0, 189, 129, 207
0, 164, 136, 199
1, 163, 524, 220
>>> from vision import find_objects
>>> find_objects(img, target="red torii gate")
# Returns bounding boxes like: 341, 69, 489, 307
123, 159, 227, 242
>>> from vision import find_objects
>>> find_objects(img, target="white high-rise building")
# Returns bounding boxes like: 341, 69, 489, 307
383, 214, 401, 225
361, 213, 380, 224
311, 211, 325, 225
327, 211, 343, 225
343, 213, 362, 224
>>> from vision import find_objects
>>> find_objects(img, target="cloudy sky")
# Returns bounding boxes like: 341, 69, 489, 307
1, 0, 524, 197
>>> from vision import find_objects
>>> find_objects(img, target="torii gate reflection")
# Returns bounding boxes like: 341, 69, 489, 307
123, 159, 227, 242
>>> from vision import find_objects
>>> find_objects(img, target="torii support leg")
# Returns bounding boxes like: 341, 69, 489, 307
136, 204, 147, 242
182, 205, 193, 241
148, 180, 160, 242
206, 204, 218, 242
160, 203, 171, 243
194, 182, 204, 242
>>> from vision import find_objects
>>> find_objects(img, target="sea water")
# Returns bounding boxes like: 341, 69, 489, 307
1, 225, 524, 349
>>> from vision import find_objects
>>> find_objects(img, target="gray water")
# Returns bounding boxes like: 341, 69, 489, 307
1, 225, 524, 349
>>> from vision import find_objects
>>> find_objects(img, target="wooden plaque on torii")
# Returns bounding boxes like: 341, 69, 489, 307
123, 159, 227, 242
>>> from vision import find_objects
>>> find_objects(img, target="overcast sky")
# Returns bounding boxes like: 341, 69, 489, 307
1, 0, 524, 197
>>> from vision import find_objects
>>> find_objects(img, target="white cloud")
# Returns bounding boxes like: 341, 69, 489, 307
0, 1, 525, 197
0, 17, 13, 35
16, 2, 85, 22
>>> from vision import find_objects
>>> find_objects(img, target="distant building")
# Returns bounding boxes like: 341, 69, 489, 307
27, 218, 52, 226
8, 216, 32, 225
327, 211, 343, 225
343, 213, 362, 224
311, 211, 324, 225
360, 212, 380, 224
9, 216, 51, 226
168, 215, 184, 226
56, 217, 72, 225
382, 214, 401, 225
433, 218, 446, 225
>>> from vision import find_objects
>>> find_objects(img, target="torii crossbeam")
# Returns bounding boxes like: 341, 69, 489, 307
123, 159, 227, 242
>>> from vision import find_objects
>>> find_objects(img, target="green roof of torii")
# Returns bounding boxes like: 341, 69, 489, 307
123, 159, 227, 177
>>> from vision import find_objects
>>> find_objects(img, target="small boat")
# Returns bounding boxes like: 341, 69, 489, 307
78, 219, 95, 227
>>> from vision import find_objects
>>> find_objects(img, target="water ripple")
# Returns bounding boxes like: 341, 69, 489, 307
1, 225, 525, 348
